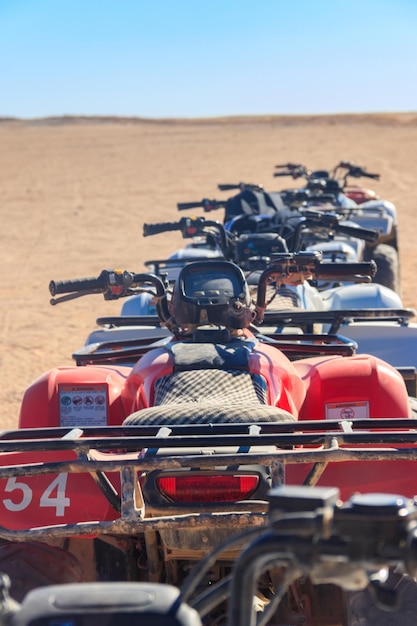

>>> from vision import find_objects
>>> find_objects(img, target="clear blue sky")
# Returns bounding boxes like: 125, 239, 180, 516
1, 0, 416, 119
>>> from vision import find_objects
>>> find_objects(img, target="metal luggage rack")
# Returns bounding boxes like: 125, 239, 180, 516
261, 307, 416, 334
72, 332, 358, 366
1, 420, 417, 541
71, 308, 417, 367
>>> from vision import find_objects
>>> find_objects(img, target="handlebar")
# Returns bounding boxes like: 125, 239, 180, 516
143, 217, 230, 254
255, 252, 377, 322
49, 270, 111, 296
275, 163, 302, 169
227, 485, 417, 626
274, 164, 310, 179
217, 182, 264, 192
177, 198, 227, 212
273, 170, 307, 180
302, 209, 380, 243
143, 221, 184, 236
144, 217, 222, 238
336, 161, 380, 180
49, 270, 166, 305
274, 161, 380, 187
351, 167, 380, 180
335, 222, 379, 242
49, 251, 377, 327
314, 260, 377, 279
179, 483, 417, 625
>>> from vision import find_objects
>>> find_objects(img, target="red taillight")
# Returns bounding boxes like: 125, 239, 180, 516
156, 474, 260, 503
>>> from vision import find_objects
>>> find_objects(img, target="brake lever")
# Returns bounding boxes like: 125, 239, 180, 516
50, 290, 102, 306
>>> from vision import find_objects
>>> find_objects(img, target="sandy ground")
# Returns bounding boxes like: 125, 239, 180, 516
0, 112, 416, 430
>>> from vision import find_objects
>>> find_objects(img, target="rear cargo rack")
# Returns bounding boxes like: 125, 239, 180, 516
0, 420, 417, 541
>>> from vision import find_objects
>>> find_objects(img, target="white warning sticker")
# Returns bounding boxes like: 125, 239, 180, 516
325, 401, 370, 420
59, 384, 108, 427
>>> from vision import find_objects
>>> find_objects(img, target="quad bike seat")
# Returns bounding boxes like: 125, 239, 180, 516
124, 340, 296, 425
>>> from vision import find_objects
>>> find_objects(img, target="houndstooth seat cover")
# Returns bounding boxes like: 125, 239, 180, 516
123, 368, 295, 425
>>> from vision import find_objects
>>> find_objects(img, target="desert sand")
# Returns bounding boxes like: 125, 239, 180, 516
0, 113, 416, 430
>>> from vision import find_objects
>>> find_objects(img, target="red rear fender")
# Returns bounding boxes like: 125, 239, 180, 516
344, 186, 378, 204
295, 354, 410, 421
19, 366, 133, 428
287, 458, 417, 501
0, 451, 120, 530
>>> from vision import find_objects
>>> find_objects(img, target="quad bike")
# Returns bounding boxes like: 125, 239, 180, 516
273, 160, 397, 241
176, 192, 382, 284
118, 216, 417, 371
1, 254, 417, 625
272, 160, 400, 293
179, 484, 417, 626
178, 160, 400, 294
2, 485, 417, 626
147, 211, 381, 281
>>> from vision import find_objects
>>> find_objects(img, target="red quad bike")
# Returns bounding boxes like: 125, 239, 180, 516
1, 253, 417, 626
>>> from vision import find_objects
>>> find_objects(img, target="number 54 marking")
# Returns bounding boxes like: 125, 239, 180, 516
3, 474, 70, 517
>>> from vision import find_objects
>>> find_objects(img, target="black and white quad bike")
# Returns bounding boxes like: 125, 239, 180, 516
176, 160, 400, 295
272, 160, 400, 294
113, 216, 417, 373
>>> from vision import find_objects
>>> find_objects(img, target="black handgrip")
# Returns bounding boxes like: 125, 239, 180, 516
275, 163, 303, 170
218, 184, 241, 191
177, 199, 226, 212
273, 171, 293, 177
316, 260, 377, 280
143, 221, 181, 237
177, 201, 204, 211
50, 270, 167, 300
49, 270, 110, 296
218, 183, 264, 192
336, 223, 380, 243
303, 211, 380, 243
362, 171, 380, 180
347, 165, 380, 181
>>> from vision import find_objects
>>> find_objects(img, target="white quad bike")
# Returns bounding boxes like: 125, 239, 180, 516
177, 160, 400, 295
107, 215, 417, 376
272, 160, 400, 294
